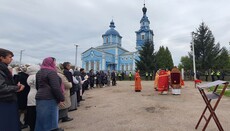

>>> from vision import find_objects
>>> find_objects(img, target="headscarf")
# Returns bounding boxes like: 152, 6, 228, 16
40, 57, 56, 71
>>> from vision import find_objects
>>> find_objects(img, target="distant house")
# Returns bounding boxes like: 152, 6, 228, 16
81, 4, 154, 72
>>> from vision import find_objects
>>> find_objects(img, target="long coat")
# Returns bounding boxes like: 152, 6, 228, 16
135, 72, 142, 91
57, 69, 72, 110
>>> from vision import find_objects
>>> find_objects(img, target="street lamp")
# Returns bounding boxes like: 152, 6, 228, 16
19, 49, 25, 66
75, 44, 79, 69
192, 32, 196, 80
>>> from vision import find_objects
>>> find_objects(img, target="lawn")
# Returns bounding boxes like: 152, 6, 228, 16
208, 84, 230, 97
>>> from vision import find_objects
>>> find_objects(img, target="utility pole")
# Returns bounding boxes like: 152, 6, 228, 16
192, 32, 196, 81
19, 49, 25, 66
75, 44, 79, 69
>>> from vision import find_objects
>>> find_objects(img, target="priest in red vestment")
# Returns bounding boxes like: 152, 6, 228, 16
135, 70, 142, 92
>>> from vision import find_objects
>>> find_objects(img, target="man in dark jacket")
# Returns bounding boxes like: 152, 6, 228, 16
111, 70, 116, 86
0, 48, 25, 131
80, 68, 88, 97
88, 69, 95, 89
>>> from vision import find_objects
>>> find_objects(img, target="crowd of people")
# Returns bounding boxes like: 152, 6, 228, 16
184, 69, 227, 81
0, 48, 122, 131
2, 48, 227, 131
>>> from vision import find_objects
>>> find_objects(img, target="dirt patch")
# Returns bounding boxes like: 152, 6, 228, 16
142, 94, 154, 96
86, 96, 93, 99
145, 105, 168, 113
85, 106, 92, 109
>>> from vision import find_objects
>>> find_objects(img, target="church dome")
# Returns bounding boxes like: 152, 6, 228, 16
105, 29, 120, 36
104, 20, 121, 36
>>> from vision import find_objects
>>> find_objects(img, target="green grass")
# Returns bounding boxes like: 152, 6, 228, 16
208, 85, 230, 97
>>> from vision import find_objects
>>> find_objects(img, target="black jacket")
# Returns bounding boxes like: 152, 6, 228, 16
0, 62, 19, 102
36, 69, 64, 103
63, 69, 76, 95
16, 72, 30, 110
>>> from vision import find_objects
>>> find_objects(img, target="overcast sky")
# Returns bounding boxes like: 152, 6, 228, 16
1, 0, 229, 67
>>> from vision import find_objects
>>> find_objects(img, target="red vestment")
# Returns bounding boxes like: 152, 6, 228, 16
135, 72, 142, 91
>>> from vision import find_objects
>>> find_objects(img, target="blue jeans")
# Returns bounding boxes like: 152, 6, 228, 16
35, 99, 58, 131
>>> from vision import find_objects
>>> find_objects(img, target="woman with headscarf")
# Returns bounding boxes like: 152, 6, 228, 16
35, 57, 64, 131
0, 48, 25, 131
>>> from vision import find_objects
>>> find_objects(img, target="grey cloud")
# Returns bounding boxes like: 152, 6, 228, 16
0, 0, 229, 67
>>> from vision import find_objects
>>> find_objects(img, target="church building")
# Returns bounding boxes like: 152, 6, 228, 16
81, 4, 153, 72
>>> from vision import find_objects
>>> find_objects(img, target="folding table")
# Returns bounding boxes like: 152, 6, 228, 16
195, 80, 229, 131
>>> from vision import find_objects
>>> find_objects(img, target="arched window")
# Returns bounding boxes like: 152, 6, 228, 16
106, 37, 109, 44
142, 34, 145, 40
121, 65, 124, 71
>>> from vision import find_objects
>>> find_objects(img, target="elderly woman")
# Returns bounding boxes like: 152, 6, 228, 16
35, 57, 64, 131
0, 48, 24, 131
26, 65, 40, 131
56, 64, 73, 122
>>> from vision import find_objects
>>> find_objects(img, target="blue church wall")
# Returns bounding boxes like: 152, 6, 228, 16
105, 54, 114, 63
112, 35, 119, 44
81, 48, 104, 70
120, 55, 133, 64
104, 48, 116, 55
136, 40, 144, 47
118, 49, 127, 55
103, 36, 121, 45
82, 49, 103, 61
103, 37, 107, 44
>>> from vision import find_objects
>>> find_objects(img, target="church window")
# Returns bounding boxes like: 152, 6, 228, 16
121, 65, 124, 71
126, 64, 128, 71
112, 36, 116, 43
130, 64, 133, 71
106, 37, 108, 44
142, 35, 145, 40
